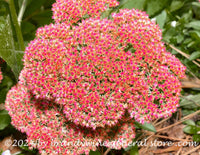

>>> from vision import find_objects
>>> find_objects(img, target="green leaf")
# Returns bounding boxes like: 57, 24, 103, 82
145, 0, 171, 17
182, 110, 196, 116
130, 145, 139, 155
183, 125, 200, 135
189, 51, 200, 61
0, 49, 24, 79
192, 2, 200, 8
0, 16, 14, 49
171, 49, 178, 55
155, 10, 167, 30
175, 34, 184, 44
187, 41, 196, 48
142, 122, 157, 132
21, 21, 35, 34
183, 120, 196, 126
0, 88, 9, 103
193, 134, 200, 142
120, 0, 146, 10
183, 38, 193, 45
196, 121, 200, 127
0, 75, 13, 88
0, 110, 11, 130
31, 10, 53, 26
0, 1, 10, 17
185, 21, 200, 30
0, 16, 24, 79
134, 122, 156, 132
23, 0, 46, 17
19, 144, 37, 153
190, 31, 200, 41
89, 150, 101, 155
163, 27, 176, 42
181, 10, 193, 22
180, 94, 200, 109
169, 1, 184, 12
43, 0, 55, 8
0, 75, 14, 103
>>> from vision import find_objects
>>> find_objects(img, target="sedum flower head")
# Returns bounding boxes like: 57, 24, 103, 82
23, 9, 186, 126
52, 0, 119, 25
5, 84, 135, 154
5, 1, 186, 154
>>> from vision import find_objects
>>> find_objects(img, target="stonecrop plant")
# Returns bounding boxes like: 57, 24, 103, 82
5, 0, 186, 154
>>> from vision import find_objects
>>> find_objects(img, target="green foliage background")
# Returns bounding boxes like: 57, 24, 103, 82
0, 0, 200, 154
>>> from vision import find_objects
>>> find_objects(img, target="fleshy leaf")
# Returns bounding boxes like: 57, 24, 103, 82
0, 110, 11, 130
0, 16, 24, 79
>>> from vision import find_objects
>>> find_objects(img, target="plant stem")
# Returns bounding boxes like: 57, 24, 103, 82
8, 0, 25, 51
104, 148, 111, 155
18, 0, 27, 26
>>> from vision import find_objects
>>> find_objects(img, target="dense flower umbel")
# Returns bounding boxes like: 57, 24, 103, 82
5, 84, 135, 154
6, 2, 186, 154
52, 0, 119, 25
23, 9, 186, 127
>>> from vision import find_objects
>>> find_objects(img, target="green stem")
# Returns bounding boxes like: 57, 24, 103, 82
18, 0, 27, 26
8, 0, 25, 51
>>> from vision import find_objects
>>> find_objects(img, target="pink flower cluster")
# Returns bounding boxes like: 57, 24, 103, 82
5, 0, 186, 155
6, 84, 135, 154
0, 68, 2, 83
52, 0, 119, 25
